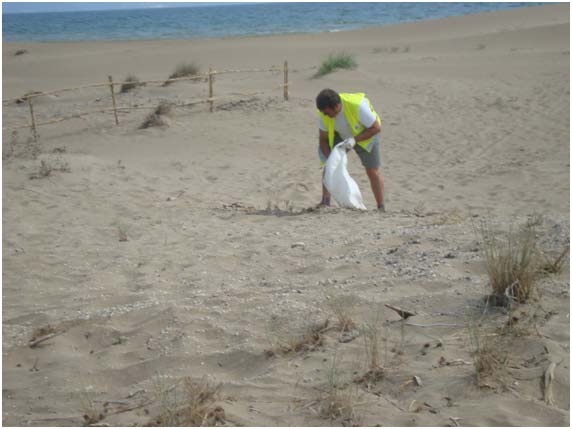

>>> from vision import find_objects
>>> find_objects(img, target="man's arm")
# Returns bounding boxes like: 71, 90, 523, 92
319, 129, 330, 158
354, 118, 381, 143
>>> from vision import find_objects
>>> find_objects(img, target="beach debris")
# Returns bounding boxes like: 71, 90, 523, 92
449, 416, 463, 426
30, 358, 39, 372
385, 303, 416, 320
166, 190, 185, 201
291, 242, 306, 249
424, 402, 438, 414
408, 400, 422, 412
338, 329, 359, 343
437, 356, 472, 367
400, 375, 422, 391
29, 332, 61, 348
543, 361, 557, 405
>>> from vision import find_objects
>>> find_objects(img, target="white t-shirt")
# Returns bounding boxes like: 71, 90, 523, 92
318, 98, 378, 140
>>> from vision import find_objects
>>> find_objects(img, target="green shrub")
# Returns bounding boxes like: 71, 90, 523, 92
315, 53, 357, 78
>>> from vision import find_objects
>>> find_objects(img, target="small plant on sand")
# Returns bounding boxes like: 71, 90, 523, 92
180, 377, 225, 426
79, 388, 105, 425
151, 374, 181, 426
315, 352, 361, 425
149, 375, 225, 426
29, 157, 71, 179
478, 219, 539, 305
314, 52, 357, 78
139, 101, 174, 129
164, 62, 201, 86
537, 246, 569, 275
120, 74, 145, 93
323, 293, 358, 332
355, 307, 386, 386
117, 225, 129, 242
266, 315, 330, 355
3, 131, 41, 160
468, 321, 510, 389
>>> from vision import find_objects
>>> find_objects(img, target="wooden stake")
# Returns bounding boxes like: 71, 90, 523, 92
283, 60, 289, 101
27, 96, 39, 141
208, 66, 214, 113
108, 75, 119, 125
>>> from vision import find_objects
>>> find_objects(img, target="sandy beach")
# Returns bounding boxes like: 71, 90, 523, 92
2, 3, 570, 426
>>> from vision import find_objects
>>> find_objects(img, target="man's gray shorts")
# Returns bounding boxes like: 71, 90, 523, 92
318, 133, 381, 169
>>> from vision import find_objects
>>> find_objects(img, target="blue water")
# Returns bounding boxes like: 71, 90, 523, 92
3, 2, 549, 43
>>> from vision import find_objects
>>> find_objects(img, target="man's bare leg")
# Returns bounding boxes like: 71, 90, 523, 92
320, 169, 331, 206
366, 167, 385, 210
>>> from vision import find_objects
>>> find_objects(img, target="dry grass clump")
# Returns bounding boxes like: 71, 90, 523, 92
79, 390, 105, 426
468, 322, 510, 389
120, 74, 145, 93
478, 219, 539, 304
164, 62, 201, 86
29, 157, 71, 179
266, 316, 330, 355
314, 354, 361, 425
318, 386, 358, 424
537, 246, 569, 275
3, 131, 41, 160
324, 293, 358, 332
355, 308, 386, 386
149, 375, 225, 427
139, 102, 174, 129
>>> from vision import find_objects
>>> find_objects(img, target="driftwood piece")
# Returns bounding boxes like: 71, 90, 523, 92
29, 331, 64, 348
543, 362, 557, 405
385, 303, 417, 320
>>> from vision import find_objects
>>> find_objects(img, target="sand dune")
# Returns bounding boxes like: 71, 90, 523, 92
2, 4, 570, 426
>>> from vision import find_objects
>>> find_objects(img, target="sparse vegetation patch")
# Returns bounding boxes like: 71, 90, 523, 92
314, 52, 357, 78
164, 62, 201, 86
120, 74, 145, 93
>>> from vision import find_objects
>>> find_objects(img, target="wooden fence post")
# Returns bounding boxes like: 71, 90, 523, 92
208, 67, 215, 113
283, 60, 289, 101
27, 96, 38, 141
108, 75, 119, 125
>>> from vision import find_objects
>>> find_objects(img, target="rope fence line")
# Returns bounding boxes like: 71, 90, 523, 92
2, 61, 310, 139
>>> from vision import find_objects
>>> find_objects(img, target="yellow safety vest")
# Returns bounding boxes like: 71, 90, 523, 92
318, 92, 381, 151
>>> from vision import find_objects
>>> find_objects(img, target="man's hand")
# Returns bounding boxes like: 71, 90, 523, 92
337, 137, 356, 152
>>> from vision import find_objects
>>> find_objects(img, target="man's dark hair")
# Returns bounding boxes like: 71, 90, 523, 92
316, 88, 341, 111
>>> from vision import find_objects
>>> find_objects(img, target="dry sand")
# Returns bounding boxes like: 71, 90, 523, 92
2, 3, 570, 426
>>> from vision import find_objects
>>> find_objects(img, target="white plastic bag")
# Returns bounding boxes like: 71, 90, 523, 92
323, 145, 367, 210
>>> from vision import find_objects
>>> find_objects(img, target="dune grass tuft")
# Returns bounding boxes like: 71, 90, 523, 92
266, 316, 329, 355
164, 62, 201, 86
149, 375, 225, 426
120, 74, 145, 93
324, 293, 358, 332
314, 52, 357, 78
468, 321, 510, 389
355, 307, 385, 386
139, 101, 174, 129
316, 352, 361, 425
538, 246, 569, 275
478, 219, 539, 304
